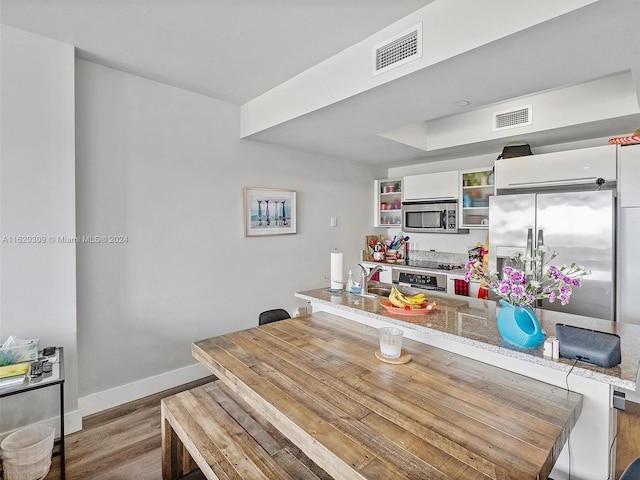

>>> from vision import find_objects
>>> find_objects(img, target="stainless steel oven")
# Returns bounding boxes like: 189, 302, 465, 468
392, 266, 447, 292
401, 200, 467, 234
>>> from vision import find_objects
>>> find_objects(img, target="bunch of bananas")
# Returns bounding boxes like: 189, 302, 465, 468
388, 286, 426, 309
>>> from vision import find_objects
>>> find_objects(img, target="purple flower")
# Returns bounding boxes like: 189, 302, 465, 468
469, 247, 589, 309
559, 285, 572, 295
510, 271, 524, 283
498, 282, 511, 295
548, 265, 562, 280
511, 284, 525, 297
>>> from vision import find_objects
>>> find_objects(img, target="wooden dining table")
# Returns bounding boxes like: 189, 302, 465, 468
193, 311, 583, 480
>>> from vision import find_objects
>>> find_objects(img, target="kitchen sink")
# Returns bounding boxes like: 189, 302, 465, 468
367, 286, 392, 297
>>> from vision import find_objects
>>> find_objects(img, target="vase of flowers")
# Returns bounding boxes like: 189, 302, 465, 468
465, 247, 590, 348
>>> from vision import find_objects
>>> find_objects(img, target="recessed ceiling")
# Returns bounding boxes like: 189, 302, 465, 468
2, 0, 640, 167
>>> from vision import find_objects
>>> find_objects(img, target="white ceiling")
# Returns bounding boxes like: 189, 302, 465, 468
2, 0, 640, 167
0, 0, 435, 104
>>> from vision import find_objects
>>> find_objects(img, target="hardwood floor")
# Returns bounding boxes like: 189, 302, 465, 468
36, 379, 640, 480
44, 377, 215, 480
616, 401, 640, 479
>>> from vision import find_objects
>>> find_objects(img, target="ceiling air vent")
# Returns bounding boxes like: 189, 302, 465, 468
492, 105, 533, 131
373, 23, 422, 76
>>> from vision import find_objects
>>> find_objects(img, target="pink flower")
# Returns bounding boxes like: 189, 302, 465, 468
510, 271, 524, 283
548, 266, 561, 280
463, 246, 589, 309
511, 284, 525, 297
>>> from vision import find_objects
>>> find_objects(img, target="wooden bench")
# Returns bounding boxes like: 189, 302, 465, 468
161, 381, 332, 480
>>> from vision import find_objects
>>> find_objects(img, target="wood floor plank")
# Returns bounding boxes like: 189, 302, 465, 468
616, 401, 640, 478
44, 376, 214, 480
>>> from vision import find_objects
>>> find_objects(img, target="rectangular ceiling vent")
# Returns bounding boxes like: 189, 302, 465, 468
492, 105, 533, 131
373, 23, 422, 76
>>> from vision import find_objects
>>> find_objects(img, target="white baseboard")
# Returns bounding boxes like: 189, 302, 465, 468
65, 409, 83, 435
1, 365, 210, 439
0, 410, 82, 441
78, 363, 211, 419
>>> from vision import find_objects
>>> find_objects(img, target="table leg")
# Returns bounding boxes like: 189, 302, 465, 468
60, 381, 65, 480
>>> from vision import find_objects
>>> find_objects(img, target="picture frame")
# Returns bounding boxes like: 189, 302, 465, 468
244, 187, 297, 237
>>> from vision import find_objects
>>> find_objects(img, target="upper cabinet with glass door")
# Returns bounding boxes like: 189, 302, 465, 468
374, 179, 402, 227
460, 168, 494, 228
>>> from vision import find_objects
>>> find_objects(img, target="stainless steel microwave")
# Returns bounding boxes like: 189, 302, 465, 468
401, 200, 468, 234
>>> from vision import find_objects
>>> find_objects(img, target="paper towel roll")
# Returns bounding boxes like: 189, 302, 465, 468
330, 251, 343, 290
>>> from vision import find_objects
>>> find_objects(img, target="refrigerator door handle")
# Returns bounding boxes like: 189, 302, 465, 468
536, 229, 545, 280
526, 228, 533, 258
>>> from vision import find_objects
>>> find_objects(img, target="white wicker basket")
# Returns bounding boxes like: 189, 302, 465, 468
1, 424, 55, 480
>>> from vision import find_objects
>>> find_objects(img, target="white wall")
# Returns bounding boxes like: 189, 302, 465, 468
0, 26, 78, 433
75, 60, 383, 410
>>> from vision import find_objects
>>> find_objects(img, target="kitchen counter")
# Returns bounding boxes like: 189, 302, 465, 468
296, 285, 640, 390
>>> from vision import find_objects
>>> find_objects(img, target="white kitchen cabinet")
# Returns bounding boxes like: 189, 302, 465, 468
459, 167, 494, 228
403, 171, 458, 201
374, 178, 402, 227
495, 144, 616, 190
618, 144, 640, 207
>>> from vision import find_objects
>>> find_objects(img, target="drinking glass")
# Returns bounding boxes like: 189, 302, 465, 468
379, 327, 403, 359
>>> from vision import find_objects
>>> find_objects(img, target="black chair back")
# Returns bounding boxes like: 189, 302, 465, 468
258, 308, 291, 325
620, 457, 640, 480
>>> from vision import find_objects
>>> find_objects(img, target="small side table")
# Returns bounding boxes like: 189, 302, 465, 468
0, 347, 65, 480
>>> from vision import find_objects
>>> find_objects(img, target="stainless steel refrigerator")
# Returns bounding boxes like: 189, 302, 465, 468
489, 189, 615, 320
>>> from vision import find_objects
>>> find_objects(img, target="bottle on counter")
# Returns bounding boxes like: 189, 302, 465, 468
346, 270, 354, 292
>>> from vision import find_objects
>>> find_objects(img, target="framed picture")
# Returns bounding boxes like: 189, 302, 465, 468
244, 187, 297, 236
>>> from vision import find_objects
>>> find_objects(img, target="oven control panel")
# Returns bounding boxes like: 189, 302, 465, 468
392, 268, 447, 292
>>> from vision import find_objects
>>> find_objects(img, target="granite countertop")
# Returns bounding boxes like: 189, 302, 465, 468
296, 284, 640, 390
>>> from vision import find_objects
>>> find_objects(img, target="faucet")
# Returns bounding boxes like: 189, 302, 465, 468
358, 263, 383, 294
